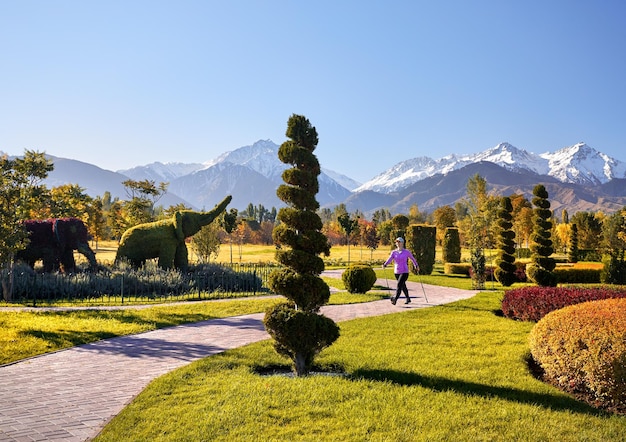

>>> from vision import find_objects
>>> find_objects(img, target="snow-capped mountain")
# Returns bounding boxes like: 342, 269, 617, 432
540, 143, 626, 185
118, 162, 205, 182
356, 142, 626, 193
133, 140, 353, 210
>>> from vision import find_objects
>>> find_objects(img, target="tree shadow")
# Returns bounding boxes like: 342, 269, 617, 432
350, 368, 608, 417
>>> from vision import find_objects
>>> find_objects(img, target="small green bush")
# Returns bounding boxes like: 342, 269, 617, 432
553, 266, 601, 284
529, 298, 626, 407
444, 262, 471, 275
342, 264, 377, 294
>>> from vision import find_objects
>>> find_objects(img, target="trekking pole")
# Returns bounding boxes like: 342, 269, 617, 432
383, 266, 391, 292
417, 270, 429, 303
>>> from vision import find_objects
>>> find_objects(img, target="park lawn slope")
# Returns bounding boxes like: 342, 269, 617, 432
95, 292, 625, 442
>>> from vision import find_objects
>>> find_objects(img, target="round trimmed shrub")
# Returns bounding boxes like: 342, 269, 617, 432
342, 264, 377, 294
529, 298, 626, 407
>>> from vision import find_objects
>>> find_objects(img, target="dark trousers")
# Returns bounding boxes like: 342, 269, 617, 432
394, 273, 410, 300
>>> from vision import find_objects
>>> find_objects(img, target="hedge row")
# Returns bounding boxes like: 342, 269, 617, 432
445, 262, 602, 285
529, 298, 626, 409
501, 286, 626, 322
4, 262, 268, 304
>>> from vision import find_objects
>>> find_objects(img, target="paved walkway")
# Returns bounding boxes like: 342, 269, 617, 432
0, 273, 478, 442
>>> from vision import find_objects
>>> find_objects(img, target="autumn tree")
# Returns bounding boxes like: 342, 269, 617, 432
361, 220, 380, 260
338, 212, 359, 264
432, 205, 457, 245
264, 114, 339, 376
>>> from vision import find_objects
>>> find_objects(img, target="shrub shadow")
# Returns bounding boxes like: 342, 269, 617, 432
351, 368, 608, 416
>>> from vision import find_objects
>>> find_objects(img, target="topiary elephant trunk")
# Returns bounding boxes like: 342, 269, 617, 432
115, 196, 232, 270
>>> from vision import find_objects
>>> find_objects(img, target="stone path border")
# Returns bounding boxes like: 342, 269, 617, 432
0, 273, 478, 441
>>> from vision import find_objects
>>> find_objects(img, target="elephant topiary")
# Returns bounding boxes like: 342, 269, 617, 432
115, 196, 232, 270
15, 218, 98, 273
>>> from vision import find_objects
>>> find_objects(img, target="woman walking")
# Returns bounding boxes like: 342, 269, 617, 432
383, 237, 419, 305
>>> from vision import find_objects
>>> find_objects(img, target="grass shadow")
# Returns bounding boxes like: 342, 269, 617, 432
351, 368, 608, 417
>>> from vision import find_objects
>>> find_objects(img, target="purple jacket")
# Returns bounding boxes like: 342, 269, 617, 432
384, 248, 419, 274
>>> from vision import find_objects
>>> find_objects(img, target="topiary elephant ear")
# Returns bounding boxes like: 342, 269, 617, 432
173, 211, 184, 242
53, 218, 83, 248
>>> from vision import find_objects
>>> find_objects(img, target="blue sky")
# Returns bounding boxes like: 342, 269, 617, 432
2, 1, 625, 183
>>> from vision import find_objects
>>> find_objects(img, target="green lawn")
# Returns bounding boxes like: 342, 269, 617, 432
0, 291, 383, 365
92, 292, 625, 442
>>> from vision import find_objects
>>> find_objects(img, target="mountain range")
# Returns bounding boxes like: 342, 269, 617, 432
4, 140, 626, 216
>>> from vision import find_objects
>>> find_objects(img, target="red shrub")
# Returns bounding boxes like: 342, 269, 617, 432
501, 286, 626, 322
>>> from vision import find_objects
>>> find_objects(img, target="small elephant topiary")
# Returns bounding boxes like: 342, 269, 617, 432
342, 264, 377, 294
115, 196, 231, 271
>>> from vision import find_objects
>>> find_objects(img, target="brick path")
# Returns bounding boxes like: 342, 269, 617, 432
0, 275, 477, 441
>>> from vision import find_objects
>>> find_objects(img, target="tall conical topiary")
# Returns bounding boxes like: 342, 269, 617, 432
527, 184, 557, 286
442, 227, 461, 264
494, 196, 517, 286
263, 114, 339, 376
568, 223, 579, 263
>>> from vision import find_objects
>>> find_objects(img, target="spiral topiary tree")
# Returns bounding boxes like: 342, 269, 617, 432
494, 196, 517, 286
264, 114, 339, 377
527, 184, 557, 286
567, 223, 579, 263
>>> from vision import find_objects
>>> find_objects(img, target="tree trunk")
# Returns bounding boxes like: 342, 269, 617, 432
294, 353, 309, 377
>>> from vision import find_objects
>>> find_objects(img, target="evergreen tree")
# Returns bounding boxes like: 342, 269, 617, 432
600, 209, 626, 284
494, 196, 517, 286
527, 184, 557, 286
264, 114, 339, 376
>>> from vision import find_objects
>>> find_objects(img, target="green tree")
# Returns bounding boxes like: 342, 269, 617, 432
190, 222, 222, 263
461, 174, 489, 288
600, 208, 626, 284
264, 114, 339, 377
570, 211, 603, 250
122, 179, 168, 225
372, 208, 391, 225
527, 184, 556, 286
87, 197, 107, 247
0, 151, 53, 300
221, 208, 239, 265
